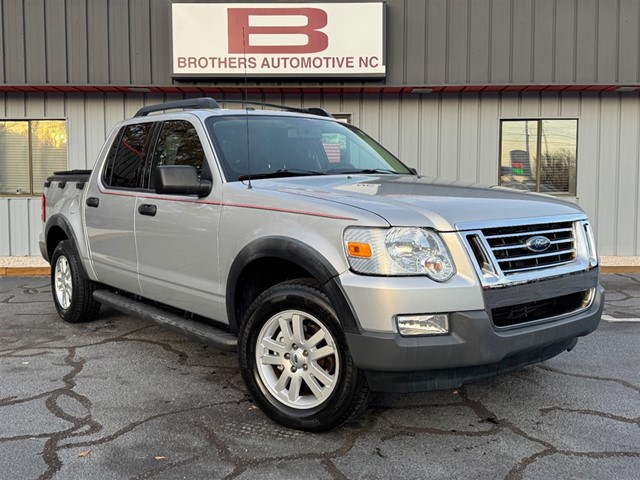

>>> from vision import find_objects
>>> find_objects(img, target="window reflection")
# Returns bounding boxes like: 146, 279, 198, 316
500, 119, 577, 195
110, 123, 151, 189
0, 120, 67, 195
151, 121, 205, 184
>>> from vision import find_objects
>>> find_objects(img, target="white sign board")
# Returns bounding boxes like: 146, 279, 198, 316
171, 3, 385, 77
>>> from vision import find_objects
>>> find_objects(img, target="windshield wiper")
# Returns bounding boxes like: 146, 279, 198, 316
238, 168, 325, 181
331, 168, 402, 175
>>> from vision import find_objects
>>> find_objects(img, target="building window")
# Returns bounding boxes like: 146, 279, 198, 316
0, 120, 68, 196
499, 119, 577, 195
332, 113, 352, 124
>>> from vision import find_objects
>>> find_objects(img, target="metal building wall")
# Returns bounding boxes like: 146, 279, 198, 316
1, 0, 638, 87
1, 91, 639, 256
0, 92, 165, 255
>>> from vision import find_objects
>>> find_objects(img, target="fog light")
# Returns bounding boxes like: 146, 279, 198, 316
396, 314, 450, 336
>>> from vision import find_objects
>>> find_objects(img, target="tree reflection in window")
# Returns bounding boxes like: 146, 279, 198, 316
499, 119, 577, 195
0, 120, 67, 195
150, 121, 205, 188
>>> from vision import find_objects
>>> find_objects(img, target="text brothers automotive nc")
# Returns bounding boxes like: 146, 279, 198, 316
171, 3, 386, 77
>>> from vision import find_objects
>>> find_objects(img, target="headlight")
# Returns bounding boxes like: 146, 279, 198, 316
344, 227, 456, 281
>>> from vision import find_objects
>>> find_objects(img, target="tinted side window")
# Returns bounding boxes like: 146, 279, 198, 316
103, 123, 151, 189
150, 120, 206, 188
102, 129, 122, 186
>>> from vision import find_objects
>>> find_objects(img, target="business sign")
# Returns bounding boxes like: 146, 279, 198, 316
171, 3, 385, 77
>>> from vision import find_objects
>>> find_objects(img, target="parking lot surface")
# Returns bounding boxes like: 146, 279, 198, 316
1, 274, 639, 479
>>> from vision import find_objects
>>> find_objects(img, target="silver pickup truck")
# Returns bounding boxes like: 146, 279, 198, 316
41, 98, 603, 431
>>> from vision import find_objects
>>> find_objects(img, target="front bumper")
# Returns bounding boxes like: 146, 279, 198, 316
358, 336, 582, 393
343, 269, 604, 393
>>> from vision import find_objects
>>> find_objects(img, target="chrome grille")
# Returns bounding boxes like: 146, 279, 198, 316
480, 221, 576, 274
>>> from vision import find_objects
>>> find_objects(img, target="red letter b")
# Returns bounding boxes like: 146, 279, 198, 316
228, 8, 328, 54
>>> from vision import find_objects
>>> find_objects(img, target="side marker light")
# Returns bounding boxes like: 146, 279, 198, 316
347, 242, 372, 258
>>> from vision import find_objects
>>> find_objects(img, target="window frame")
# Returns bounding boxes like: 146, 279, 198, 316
498, 117, 579, 196
101, 121, 158, 192
0, 118, 68, 197
145, 119, 211, 192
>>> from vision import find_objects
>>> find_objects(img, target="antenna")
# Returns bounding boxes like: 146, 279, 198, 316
242, 27, 252, 189
242, 28, 249, 104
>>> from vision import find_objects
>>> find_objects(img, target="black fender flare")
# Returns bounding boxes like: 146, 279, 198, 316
226, 237, 361, 335
44, 214, 91, 278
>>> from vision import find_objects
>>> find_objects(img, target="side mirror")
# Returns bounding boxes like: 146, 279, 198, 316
155, 165, 212, 197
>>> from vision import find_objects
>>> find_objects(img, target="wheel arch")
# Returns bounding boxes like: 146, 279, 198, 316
45, 214, 90, 279
226, 237, 360, 335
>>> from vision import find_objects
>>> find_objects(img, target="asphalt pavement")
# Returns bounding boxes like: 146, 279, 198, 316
0, 274, 639, 480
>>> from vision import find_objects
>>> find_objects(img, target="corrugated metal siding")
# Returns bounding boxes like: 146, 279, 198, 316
1, 91, 640, 256
0, 198, 40, 256
335, 91, 640, 256
87, 0, 109, 83
0, 92, 166, 255
2, 0, 640, 87
46, 0, 68, 84
24, 0, 46, 83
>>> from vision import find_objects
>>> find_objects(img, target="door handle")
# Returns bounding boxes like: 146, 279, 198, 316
86, 197, 100, 208
138, 204, 157, 217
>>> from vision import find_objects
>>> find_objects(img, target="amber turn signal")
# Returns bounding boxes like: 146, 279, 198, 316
347, 242, 372, 258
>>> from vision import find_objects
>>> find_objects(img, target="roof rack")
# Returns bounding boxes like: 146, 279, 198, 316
218, 99, 334, 118
133, 97, 334, 119
134, 98, 220, 117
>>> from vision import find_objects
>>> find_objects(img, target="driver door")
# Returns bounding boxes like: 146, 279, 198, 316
134, 118, 223, 319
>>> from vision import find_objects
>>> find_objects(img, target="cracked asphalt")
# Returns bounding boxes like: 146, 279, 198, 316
1, 274, 639, 480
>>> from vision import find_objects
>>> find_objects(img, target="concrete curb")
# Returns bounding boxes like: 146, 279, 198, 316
0, 267, 51, 277
601, 266, 640, 274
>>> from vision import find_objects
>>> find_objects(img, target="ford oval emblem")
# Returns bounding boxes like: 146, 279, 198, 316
526, 235, 551, 253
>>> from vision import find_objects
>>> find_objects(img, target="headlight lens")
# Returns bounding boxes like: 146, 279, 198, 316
344, 227, 456, 281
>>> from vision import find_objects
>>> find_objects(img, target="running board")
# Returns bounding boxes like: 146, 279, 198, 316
93, 290, 237, 351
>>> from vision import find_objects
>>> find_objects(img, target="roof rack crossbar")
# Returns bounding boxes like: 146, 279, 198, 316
134, 98, 220, 117
218, 99, 334, 118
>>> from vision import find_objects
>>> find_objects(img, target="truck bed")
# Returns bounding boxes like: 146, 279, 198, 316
44, 170, 92, 191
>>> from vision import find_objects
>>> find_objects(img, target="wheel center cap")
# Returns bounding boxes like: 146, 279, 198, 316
290, 350, 304, 368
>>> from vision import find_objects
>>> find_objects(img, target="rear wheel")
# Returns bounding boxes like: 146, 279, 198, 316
51, 240, 100, 323
238, 280, 369, 431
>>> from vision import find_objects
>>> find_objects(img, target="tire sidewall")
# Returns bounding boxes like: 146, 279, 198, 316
50, 240, 89, 323
239, 284, 361, 431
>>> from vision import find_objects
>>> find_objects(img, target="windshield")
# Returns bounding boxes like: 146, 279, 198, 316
205, 115, 413, 181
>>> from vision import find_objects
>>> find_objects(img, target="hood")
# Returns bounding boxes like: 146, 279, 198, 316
255, 175, 585, 231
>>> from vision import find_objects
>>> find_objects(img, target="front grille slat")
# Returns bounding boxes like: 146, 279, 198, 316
479, 221, 577, 274
496, 248, 577, 263
492, 238, 574, 251
483, 227, 573, 240
501, 259, 575, 274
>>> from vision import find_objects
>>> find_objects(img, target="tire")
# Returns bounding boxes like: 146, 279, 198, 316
238, 280, 370, 432
50, 240, 101, 323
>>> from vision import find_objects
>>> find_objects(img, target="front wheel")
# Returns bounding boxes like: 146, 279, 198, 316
51, 240, 100, 323
238, 280, 369, 431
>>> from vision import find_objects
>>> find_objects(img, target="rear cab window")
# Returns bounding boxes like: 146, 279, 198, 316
102, 123, 153, 190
